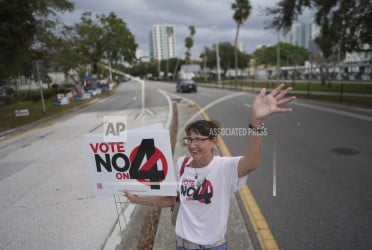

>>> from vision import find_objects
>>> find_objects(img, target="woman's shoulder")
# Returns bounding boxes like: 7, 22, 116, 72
177, 155, 190, 161
176, 155, 192, 166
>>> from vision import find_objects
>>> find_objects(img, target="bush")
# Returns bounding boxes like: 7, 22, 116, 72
27, 90, 41, 102
192, 76, 209, 83
4, 87, 15, 96
51, 84, 59, 90
42, 88, 56, 99
0, 96, 12, 106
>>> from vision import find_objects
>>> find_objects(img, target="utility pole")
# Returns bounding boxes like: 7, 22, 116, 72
157, 59, 161, 80
276, 33, 281, 84
215, 26, 221, 86
108, 61, 112, 81
34, 60, 46, 114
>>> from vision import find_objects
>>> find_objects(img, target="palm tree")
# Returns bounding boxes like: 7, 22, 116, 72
184, 25, 196, 64
231, 0, 252, 80
166, 26, 174, 78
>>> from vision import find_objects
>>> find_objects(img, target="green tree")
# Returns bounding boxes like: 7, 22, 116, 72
129, 62, 150, 77
0, 0, 74, 82
65, 12, 137, 74
50, 37, 86, 83
253, 43, 310, 66
202, 42, 250, 76
184, 26, 196, 64
165, 27, 174, 77
231, 0, 252, 78
100, 13, 137, 64
157, 57, 184, 79
265, 0, 372, 58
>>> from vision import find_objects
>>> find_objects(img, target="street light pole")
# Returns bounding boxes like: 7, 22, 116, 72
215, 26, 221, 86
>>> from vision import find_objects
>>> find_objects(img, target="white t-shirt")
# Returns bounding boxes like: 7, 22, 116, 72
175, 155, 247, 245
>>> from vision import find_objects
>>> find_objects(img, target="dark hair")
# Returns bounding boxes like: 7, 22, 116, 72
185, 120, 221, 137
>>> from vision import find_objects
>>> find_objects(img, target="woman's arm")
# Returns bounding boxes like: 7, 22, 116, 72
124, 191, 177, 208
238, 84, 295, 178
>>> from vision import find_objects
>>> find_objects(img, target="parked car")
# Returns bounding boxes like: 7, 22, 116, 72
176, 79, 197, 93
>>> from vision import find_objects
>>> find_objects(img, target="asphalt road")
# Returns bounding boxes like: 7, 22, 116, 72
85, 80, 168, 113
151, 80, 372, 250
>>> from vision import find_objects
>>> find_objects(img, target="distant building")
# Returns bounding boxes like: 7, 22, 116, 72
282, 20, 320, 54
179, 64, 201, 79
149, 24, 176, 61
180, 64, 201, 74
283, 23, 303, 47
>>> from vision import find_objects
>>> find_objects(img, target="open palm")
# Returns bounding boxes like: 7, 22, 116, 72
252, 84, 296, 121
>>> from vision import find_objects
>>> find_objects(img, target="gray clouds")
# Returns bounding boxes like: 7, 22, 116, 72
64, 0, 290, 58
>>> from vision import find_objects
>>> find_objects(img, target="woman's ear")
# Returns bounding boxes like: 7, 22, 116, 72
210, 137, 218, 153
210, 136, 218, 146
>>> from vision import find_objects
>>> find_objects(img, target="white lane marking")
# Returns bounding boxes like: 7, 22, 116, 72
157, 89, 174, 130
273, 140, 277, 197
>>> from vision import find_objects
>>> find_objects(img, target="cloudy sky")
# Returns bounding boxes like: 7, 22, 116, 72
63, 0, 313, 59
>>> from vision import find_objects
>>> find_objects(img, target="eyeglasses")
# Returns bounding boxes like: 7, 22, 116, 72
182, 136, 210, 145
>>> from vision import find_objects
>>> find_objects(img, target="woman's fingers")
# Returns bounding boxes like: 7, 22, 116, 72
277, 96, 296, 107
258, 87, 267, 98
124, 190, 138, 202
269, 83, 285, 97
275, 86, 293, 100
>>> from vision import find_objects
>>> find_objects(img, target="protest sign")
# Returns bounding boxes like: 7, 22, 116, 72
84, 125, 177, 196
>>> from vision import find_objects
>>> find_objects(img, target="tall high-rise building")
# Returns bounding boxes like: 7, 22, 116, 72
149, 24, 176, 60
282, 23, 305, 47
282, 20, 320, 53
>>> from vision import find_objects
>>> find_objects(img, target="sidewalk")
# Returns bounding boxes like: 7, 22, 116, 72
153, 99, 256, 250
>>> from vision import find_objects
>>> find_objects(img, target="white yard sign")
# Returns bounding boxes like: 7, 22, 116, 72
84, 126, 177, 196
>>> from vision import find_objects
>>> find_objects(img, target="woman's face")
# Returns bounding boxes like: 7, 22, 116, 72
186, 131, 216, 163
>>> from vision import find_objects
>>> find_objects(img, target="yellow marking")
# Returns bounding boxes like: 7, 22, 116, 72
194, 102, 279, 250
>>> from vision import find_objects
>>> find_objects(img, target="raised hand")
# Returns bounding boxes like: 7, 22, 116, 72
251, 83, 296, 123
